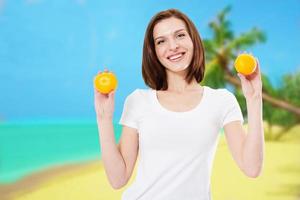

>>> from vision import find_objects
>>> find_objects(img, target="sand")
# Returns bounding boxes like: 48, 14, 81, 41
1, 134, 299, 200
0, 160, 131, 200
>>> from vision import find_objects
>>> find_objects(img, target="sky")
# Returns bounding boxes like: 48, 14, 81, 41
0, 0, 299, 122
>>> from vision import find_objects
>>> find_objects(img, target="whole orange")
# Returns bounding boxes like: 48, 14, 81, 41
234, 54, 257, 75
94, 72, 118, 94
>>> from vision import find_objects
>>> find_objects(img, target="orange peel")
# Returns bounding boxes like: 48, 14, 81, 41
234, 53, 257, 75
94, 72, 118, 94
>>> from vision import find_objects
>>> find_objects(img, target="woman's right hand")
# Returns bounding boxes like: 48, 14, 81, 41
94, 70, 116, 120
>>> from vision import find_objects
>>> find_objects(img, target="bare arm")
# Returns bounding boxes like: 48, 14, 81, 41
243, 95, 264, 177
224, 96, 264, 178
97, 118, 139, 189
97, 117, 127, 189
94, 74, 139, 189
224, 58, 264, 178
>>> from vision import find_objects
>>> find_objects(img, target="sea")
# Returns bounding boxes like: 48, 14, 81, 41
0, 120, 122, 184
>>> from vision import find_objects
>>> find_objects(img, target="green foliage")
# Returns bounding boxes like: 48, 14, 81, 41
204, 5, 267, 89
227, 28, 266, 54
203, 5, 299, 140
235, 88, 247, 116
203, 40, 218, 61
209, 6, 233, 46
279, 70, 300, 106
273, 108, 298, 127
269, 70, 300, 128
202, 64, 226, 88
261, 72, 300, 138
261, 74, 277, 96
261, 75, 279, 128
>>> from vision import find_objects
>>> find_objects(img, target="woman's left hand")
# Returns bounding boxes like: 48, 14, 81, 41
237, 57, 263, 101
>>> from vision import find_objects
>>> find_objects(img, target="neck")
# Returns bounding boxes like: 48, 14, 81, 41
165, 70, 201, 93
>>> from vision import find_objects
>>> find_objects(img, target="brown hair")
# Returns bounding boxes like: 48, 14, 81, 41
142, 9, 205, 90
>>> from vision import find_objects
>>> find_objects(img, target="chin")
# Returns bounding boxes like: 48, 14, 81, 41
166, 65, 189, 73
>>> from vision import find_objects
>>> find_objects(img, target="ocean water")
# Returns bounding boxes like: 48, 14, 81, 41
0, 121, 122, 183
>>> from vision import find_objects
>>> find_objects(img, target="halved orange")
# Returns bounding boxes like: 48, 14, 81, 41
234, 54, 257, 75
94, 72, 118, 94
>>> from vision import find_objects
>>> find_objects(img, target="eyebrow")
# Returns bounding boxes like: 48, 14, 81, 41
154, 28, 186, 41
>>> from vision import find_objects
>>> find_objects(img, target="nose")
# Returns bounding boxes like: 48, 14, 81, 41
168, 39, 179, 51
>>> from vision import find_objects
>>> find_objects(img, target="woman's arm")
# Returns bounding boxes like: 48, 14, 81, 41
224, 58, 264, 178
97, 117, 139, 189
94, 86, 127, 189
243, 94, 264, 177
224, 96, 264, 178
97, 117, 127, 189
94, 83, 139, 189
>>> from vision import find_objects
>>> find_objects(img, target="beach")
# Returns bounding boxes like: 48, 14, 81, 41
0, 160, 131, 200
1, 133, 300, 200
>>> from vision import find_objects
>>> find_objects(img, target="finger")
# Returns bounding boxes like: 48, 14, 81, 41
94, 88, 106, 98
255, 58, 260, 72
94, 88, 101, 96
253, 58, 261, 78
237, 73, 246, 89
94, 88, 101, 94
238, 73, 249, 83
109, 90, 115, 98
237, 73, 246, 82
94, 88, 100, 100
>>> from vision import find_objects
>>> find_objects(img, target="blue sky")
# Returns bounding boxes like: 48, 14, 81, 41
0, 0, 299, 122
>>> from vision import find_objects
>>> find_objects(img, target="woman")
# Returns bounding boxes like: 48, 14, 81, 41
94, 9, 264, 200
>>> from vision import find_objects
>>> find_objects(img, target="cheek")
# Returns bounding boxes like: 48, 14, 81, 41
186, 40, 194, 56
186, 39, 194, 50
155, 47, 166, 59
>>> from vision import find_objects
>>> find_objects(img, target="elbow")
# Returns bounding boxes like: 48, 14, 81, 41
246, 170, 261, 178
244, 166, 263, 178
242, 156, 264, 178
111, 183, 124, 190
109, 177, 128, 190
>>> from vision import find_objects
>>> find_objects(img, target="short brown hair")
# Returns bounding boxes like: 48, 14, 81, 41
142, 9, 205, 90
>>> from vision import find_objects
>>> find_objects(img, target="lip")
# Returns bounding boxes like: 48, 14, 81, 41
167, 52, 186, 61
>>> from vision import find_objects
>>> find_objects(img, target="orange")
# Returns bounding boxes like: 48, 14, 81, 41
94, 72, 118, 94
234, 53, 257, 75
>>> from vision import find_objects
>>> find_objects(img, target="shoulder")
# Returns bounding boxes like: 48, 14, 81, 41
127, 88, 152, 99
125, 88, 153, 107
204, 86, 235, 100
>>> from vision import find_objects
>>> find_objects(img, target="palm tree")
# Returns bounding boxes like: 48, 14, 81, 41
202, 6, 300, 117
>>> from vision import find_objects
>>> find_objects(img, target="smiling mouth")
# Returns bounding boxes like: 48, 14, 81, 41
167, 52, 186, 62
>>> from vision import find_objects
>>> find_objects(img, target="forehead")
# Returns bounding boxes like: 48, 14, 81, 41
153, 17, 187, 38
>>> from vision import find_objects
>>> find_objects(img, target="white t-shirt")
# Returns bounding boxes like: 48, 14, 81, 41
119, 86, 244, 200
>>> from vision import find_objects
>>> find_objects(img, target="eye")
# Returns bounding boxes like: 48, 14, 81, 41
157, 40, 164, 45
177, 33, 185, 38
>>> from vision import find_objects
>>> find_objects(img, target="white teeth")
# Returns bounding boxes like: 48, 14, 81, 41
169, 53, 183, 60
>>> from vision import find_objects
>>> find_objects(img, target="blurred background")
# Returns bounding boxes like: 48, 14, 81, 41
0, 0, 299, 199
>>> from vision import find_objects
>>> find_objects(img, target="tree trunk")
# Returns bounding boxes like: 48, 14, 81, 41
267, 122, 273, 140
224, 74, 300, 117
274, 125, 296, 141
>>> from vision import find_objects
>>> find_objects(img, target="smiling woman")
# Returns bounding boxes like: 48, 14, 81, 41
153, 22, 194, 72
94, 8, 264, 200
142, 10, 205, 90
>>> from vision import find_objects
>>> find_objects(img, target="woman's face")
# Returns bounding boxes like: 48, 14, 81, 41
153, 17, 194, 73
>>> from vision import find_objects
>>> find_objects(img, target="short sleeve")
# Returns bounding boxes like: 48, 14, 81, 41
221, 90, 244, 127
119, 90, 140, 130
